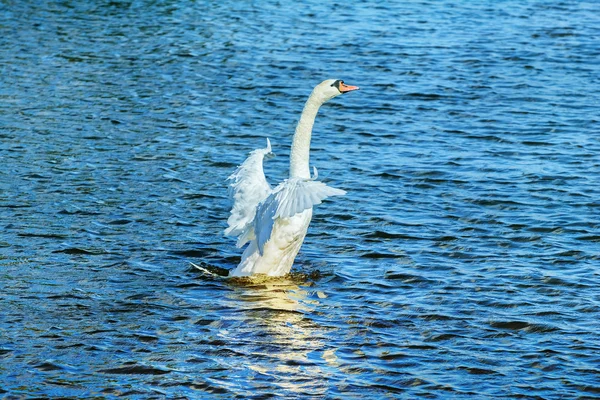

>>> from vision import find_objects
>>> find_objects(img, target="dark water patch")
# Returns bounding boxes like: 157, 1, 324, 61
360, 251, 404, 259
23, 173, 52, 180
457, 366, 502, 375
0, 203, 32, 209
527, 226, 563, 234
194, 318, 219, 326
18, 232, 69, 239
0, 348, 14, 356
47, 293, 88, 300
542, 276, 589, 288
99, 364, 172, 375
425, 333, 464, 342
208, 161, 238, 168
490, 321, 532, 330
52, 248, 106, 255
179, 380, 230, 394
527, 310, 562, 317
31, 361, 72, 372
522, 141, 555, 147
477, 299, 534, 309
419, 314, 456, 322
404, 344, 437, 351
54, 343, 87, 350
405, 93, 445, 101
379, 352, 410, 361
468, 198, 531, 208
363, 231, 427, 241
524, 324, 561, 334
57, 209, 102, 216
134, 334, 159, 343
384, 272, 436, 284
435, 235, 459, 242
107, 219, 133, 225
489, 321, 560, 333
372, 171, 403, 179
576, 235, 600, 242
171, 249, 212, 258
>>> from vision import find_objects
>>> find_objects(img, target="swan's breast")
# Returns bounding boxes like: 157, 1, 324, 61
270, 208, 313, 251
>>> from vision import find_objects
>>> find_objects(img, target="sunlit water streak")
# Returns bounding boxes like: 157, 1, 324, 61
1, 0, 599, 398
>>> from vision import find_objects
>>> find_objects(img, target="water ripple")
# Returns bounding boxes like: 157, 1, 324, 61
1, 0, 599, 398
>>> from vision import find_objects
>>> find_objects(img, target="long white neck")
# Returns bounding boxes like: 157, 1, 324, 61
289, 92, 323, 179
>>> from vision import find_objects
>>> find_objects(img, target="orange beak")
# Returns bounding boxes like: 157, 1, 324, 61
340, 82, 359, 93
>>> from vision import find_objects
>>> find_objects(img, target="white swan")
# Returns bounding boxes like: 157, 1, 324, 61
225, 79, 359, 277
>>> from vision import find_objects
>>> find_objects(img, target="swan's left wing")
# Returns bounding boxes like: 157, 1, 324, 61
225, 139, 273, 246
254, 177, 346, 254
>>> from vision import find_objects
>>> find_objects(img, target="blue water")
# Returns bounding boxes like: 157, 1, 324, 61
1, 0, 599, 398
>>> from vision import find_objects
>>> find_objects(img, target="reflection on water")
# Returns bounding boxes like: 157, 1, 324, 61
224, 278, 329, 396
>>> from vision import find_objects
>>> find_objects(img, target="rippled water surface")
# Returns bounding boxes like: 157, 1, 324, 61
1, 0, 600, 398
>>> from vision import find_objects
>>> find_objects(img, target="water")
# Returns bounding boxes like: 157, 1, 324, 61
1, 0, 599, 398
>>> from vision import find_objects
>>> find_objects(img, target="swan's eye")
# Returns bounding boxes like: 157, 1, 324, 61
330, 80, 343, 91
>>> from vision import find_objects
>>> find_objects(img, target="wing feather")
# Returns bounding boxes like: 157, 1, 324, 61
253, 177, 346, 254
225, 139, 273, 247
254, 197, 278, 254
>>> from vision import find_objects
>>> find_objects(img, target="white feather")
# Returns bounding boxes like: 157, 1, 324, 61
253, 178, 346, 254
224, 138, 273, 247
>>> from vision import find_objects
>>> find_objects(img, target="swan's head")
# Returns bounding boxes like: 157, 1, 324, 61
312, 79, 359, 103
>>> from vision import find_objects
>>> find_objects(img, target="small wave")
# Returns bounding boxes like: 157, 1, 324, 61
425, 333, 464, 342
134, 334, 159, 343
378, 352, 410, 361
542, 276, 589, 288
372, 171, 403, 179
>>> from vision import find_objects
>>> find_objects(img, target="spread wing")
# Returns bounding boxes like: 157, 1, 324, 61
254, 176, 346, 255
225, 138, 273, 247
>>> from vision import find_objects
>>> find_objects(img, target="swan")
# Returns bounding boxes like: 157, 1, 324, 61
224, 79, 359, 277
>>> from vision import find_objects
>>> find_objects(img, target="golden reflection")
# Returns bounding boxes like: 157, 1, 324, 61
222, 274, 335, 396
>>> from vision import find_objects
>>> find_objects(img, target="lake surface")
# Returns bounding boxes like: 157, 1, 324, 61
1, 0, 599, 398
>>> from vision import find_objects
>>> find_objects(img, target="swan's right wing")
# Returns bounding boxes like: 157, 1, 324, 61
225, 139, 273, 246
254, 177, 346, 254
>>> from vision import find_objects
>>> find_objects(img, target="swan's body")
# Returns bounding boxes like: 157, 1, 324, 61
225, 79, 358, 277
